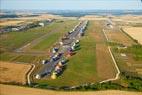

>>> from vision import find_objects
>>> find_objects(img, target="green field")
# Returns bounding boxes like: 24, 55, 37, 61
0, 20, 77, 51
0, 20, 78, 63
111, 41, 142, 77
36, 21, 97, 86
32, 20, 78, 50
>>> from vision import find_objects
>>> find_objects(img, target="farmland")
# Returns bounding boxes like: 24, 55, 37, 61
0, 61, 31, 85
104, 19, 142, 78
0, 16, 142, 92
122, 27, 142, 45
105, 28, 135, 46
0, 20, 25, 26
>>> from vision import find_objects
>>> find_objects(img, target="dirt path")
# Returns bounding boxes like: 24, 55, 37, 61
0, 84, 141, 95
100, 28, 120, 83
27, 64, 35, 85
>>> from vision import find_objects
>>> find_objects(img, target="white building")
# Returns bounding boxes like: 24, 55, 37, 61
39, 23, 45, 27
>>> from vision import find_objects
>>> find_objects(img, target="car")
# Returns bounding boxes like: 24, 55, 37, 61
52, 47, 59, 53
42, 60, 49, 64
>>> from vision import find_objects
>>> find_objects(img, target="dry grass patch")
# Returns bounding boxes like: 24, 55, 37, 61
105, 31, 135, 46
91, 21, 117, 80
0, 61, 31, 85
123, 27, 142, 45
0, 20, 24, 26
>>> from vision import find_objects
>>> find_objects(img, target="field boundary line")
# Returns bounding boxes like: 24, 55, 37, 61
100, 28, 120, 83
100, 46, 120, 83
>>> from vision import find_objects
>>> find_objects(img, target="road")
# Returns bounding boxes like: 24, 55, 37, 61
27, 64, 35, 85
36, 21, 88, 78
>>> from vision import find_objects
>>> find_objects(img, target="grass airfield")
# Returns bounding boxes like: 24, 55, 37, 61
0, 15, 142, 91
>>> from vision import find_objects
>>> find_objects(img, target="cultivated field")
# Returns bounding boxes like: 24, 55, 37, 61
123, 27, 142, 45
104, 19, 142, 77
105, 29, 135, 46
0, 20, 25, 26
0, 61, 31, 85
0, 84, 141, 95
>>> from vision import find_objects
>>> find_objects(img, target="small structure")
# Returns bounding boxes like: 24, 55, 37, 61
52, 47, 58, 53
75, 39, 80, 44
39, 23, 44, 27
68, 31, 73, 34
71, 46, 75, 50
117, 46, 127, 50
51, 72, 57, 79
52, 54, 58, 61
42, 60, 49, 64
59, 41, 63, 45
35, 74, 41, 79
67, 48, 74, 57
12, 28, 19, 31
121, 53, 126, 57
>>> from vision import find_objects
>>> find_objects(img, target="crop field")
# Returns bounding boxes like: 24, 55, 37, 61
105, 29, 135, 46
0, 61, 31, 85
0, 20, 25, 26
112, 45, 142, 76
104, 22, 142, 77
122, 27, 142, 45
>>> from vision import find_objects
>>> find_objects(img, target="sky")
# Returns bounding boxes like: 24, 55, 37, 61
0, 0, 142, 10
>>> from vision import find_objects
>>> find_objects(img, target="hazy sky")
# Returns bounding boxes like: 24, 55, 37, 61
1, 0, 142, 10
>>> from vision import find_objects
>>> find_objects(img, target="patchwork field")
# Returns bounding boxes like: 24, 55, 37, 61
0, 61, 31, 85
112, 45, 142, 76
0, 17, 142, 92
104, 20, 142, 77
122, 27, 142, 45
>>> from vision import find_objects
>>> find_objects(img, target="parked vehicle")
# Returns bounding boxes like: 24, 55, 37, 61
42, 60, 49, 64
